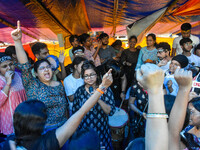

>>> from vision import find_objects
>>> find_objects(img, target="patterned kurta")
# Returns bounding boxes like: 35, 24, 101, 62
129, 82, 148, 139
19, 63, 68, 128
84, 46, 101, 67
72, 85, 116, 150
0, 72, 26, 135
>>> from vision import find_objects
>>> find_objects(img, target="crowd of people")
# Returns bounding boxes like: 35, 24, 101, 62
0, 20, 200, 150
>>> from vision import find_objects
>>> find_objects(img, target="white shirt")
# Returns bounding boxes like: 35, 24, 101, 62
63, 73, 84, 115
172, 34, 200, 55
186, 53, 200, 68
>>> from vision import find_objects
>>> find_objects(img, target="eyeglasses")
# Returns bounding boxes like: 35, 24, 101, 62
83, 73, 97, 80
0, 62, 14, 68
38, 65, 51, 71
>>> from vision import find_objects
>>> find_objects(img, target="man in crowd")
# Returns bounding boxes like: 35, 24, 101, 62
172, 23, 199, 56
31, 42, 66, 81
157, 42, 172, 72
96, 33, 116, 64
180, 38, 200, 72
68, 35, 79, 61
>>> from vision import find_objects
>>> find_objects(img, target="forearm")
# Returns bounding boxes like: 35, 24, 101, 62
0, 88, 10, 107
14, 41, 28, 64
59, 63, 67, 80
93, 48, 100, 60
146, 88, 168, 150
56, 89, 102, 147
121, 75, 127, 92
2, 84, 10, 96
98, 99, 111, 115
130, 103, 142, 115
168, 88, 190, 150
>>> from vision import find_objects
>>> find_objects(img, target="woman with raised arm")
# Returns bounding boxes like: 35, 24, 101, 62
72, 60, 116, 150
2, 69, 113, 150
11, 21, 68, 134
136, 63, 168, 150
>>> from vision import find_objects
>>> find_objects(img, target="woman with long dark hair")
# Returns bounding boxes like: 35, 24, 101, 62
72, 61, 116, 150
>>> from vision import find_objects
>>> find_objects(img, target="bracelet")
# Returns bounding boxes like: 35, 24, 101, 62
99, 86, 107, 93
96, 88, 104, 94
146, 113, 168, 119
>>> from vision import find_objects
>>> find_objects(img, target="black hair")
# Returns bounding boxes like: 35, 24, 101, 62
181, 23, 192, 31
69, 35, 79, 45
81, 60, 101, 85
67, 128, 100, 150
105, 59, 122, 79
34, 59, 51, 73
31, 42, 47, 55
126, 138, 145, 150
179, 38, 193, 46
189, 97, 200, 112
13, 100, 47, 145
79, 33, 90, 44
72, 46, 85, 55
129, 35, 138, 42
157, 42, 171, 51
99, 33, 109, 40
72, 56, 87, 70
147, 33, 157, 46
5, 46, 16, 57
111, 40, 122, 48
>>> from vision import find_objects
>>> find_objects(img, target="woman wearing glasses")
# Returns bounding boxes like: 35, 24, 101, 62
72, 61, 116, 150
11, 21, 68, 135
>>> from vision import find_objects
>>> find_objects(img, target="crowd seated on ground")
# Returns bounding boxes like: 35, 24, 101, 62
0, 21, 200, 150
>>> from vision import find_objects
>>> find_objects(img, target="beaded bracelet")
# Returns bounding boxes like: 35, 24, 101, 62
96, 88, 104, 94
146, 113, 168, 119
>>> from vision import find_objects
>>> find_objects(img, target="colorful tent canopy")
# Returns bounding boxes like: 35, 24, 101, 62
0, 0, 199, 46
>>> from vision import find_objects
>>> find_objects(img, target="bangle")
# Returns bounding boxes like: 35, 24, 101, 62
99, 86, 107, 93
146, 113, 168, 119
96, 88, 104, 94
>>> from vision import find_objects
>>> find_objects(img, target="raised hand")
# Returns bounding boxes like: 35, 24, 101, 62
5, 71, 15, 85
101, 69, 113, 88
158, 59, 168, 67
189, 91, 199, 101
136, 63, 164, 93
174, 68, 192, 91
97, 40, 102, 49
58, 49, 65, 63
11, 20, 22, 41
